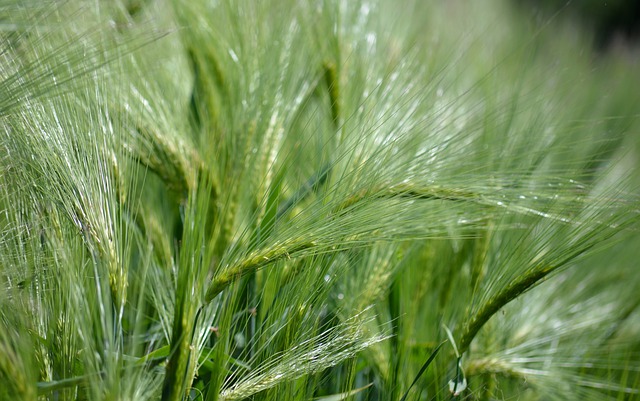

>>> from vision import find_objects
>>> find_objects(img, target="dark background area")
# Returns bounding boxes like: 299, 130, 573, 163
515, 0, 640, 49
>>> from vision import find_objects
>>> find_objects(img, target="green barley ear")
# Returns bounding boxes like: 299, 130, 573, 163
458, 179, 640, 356
218, 310, 389, 401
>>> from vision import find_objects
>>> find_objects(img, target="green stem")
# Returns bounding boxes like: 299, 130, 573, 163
161, 306, 200, 401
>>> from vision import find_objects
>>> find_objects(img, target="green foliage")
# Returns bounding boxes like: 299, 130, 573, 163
1, 0, 640, 400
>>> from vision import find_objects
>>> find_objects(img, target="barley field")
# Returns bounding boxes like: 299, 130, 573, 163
1, 1, 639, 400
